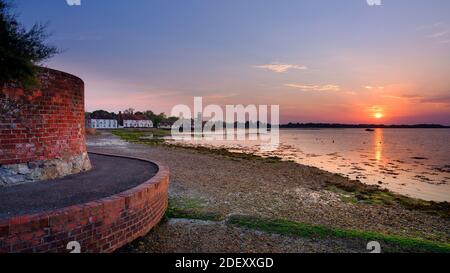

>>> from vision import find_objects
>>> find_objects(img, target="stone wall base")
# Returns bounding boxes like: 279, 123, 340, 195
0, 152, 92, 186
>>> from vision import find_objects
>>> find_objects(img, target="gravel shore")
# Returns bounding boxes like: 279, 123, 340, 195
87, 132, 450, 252
119, 218, 368, 253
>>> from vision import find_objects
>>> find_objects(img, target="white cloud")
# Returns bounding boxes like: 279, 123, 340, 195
285, 84, 340, 92
429, 31, 448, 38
416, 22, 450, 44
254, 63, 307, 73
364, 86, 384, 90
416, 22, 445, 31
382, 94, 423, 101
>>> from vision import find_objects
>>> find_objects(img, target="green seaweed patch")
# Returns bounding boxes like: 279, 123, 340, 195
227, 215, 450, 253
327, 186, 360, 204
111, 129, 144, 141
173, 145, 284, 164
113, 128, 285, 163
112, 129, 170, 145
325, 180, 450, 218
166, 197, 222, 221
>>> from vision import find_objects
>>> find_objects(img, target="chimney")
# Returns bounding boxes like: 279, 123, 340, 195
118, 111, 124, 126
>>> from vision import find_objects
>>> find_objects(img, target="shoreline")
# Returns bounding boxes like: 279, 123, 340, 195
166, 143, 450, 218
112, 128, 450, 213
88, 130, 450, 252
163, 129, 450, 202
162, 129, 450, 203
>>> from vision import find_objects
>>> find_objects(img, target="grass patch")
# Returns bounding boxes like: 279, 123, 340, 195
113, 128, 284, 163
166, 197, 222, 221
112, 129, 170, 145
111, 130, 145, 141
228, 215, 450, 253
174, 145, 284, 164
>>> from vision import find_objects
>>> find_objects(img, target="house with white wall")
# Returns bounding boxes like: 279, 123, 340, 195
89, 119, 118, 129
87, 111, 118, 129
123, 119, 153, 128
87, 111, 154, 129
119, 112, 153, 128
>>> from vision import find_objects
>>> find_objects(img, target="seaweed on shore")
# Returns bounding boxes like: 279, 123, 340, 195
111, 129, 170, 145
111, 129, 450, 218
227, 215, 450, 253
165, 197, 222, 222
160, 198, 450, 253
325, 177, 450, 218
111, 129, 285, 163
173, 145, 284, 163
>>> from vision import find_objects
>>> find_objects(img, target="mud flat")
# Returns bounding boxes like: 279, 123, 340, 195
88, 131, 450, 253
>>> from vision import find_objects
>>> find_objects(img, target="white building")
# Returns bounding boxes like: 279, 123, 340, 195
123, 119, 153, 128
158, 121, 174, 129
88, 119, 118, 129
87, 112, 154, 129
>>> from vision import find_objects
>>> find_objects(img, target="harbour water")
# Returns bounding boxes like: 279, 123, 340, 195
169, 128, 450, 202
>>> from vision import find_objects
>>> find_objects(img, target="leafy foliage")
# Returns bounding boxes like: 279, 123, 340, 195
0, 0, 58, 87
144, 110, 168, 127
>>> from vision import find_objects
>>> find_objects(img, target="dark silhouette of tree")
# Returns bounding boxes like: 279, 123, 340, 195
123, 108, 135, 115
90, 110, 117, 119
166, 116, 179, 123
144, 110, 156, 121
0, 0, 58, 87
152, 113, 167, 127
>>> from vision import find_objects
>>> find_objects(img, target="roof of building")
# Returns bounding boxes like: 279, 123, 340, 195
89, 115, 117, 120
88, 112, 152, 121
159, 120, 175, 126
121, 114, 151, 121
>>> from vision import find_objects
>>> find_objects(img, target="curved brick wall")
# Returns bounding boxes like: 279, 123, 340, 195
0, 68, 91, 185
0, 154, 169, 253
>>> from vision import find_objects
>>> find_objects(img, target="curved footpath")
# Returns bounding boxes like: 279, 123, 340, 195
0, 153, 169, 253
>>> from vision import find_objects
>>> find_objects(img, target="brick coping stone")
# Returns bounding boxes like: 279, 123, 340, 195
0, 152, 170, 253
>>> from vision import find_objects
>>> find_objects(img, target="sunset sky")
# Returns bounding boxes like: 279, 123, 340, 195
16, 0, 450, 124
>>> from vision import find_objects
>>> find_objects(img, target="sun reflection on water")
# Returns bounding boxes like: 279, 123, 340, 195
374, 128, 383, 162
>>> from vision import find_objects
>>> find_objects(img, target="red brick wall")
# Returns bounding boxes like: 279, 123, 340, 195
0, 157, 170, 253
0, 68, 87, 165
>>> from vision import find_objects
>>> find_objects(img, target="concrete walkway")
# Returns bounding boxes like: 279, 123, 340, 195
0, 153, 158, 219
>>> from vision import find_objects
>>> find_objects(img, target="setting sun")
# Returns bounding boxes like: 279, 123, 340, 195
2, 0, 450, 257
374, 112, 383, 119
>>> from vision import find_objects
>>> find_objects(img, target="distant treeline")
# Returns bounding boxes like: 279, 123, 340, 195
85, 109, 178, 127
178, 121, 449, 129
280, 123, 450, 129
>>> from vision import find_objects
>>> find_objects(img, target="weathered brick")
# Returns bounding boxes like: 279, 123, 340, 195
0, 68, 90, 175
0, 139, 169, 253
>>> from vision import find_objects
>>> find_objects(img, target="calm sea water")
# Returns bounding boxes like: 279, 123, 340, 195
169, 128, 450, 202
